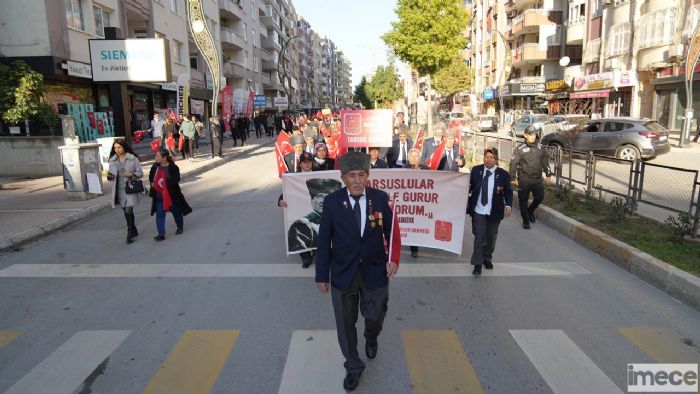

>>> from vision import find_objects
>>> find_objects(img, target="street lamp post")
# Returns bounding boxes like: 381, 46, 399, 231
493, 30, 512, 130
278, 34, 300, 109
186, 0, 222, 117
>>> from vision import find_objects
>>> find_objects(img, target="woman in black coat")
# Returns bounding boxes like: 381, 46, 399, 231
149, 148, 193, 241
313, 143, 335, 171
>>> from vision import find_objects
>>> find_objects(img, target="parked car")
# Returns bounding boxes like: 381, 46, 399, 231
540, 117, 671, 160
474, 115, 498, 133
541, 114, 590, 137
511, 114, 552, 137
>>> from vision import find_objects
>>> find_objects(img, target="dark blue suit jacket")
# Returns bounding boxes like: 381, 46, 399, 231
467, 165, 513, 222
316, 187, 395, 290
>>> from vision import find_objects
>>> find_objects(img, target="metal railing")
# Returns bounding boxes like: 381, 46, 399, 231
461, 130, 700, 234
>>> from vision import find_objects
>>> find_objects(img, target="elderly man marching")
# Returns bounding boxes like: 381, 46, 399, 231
315, 151, 400, 391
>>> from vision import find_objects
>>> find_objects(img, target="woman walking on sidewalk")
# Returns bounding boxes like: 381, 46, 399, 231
149, 148, 193, 241
107, 138, 144, 244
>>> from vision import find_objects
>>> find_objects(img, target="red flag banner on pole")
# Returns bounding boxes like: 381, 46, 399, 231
387, 199, 401, 266
275, 132, 293, 178
425, 139, 447, 170
414, 127, 424, 153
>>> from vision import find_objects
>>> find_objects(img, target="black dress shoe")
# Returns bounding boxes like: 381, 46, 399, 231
343, 372, 362, 391
484, 261, 494, 270
472, 265, 482, 276
410, 250, 418, 258
154, 235, 165, 241
523, 221, 531, 229
175, 228, 183, 235
528, 208, 536, 223
365, 342, 378, 359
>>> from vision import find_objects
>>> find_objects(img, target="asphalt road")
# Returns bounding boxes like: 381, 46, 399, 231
0, 147, 699, 394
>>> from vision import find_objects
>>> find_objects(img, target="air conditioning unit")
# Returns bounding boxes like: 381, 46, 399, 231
667, 44, 685, 62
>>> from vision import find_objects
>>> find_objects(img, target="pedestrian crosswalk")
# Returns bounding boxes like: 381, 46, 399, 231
1, 326, 697, 394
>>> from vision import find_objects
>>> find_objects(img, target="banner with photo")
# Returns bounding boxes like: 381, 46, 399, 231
282, 169, 469, 255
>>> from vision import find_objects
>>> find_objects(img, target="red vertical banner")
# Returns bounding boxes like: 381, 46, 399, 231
246, 90, 255, 118
275, 132, 293, 178
220, 86, 232, 132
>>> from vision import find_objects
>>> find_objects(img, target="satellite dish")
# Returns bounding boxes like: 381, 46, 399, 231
559, 56, 571, 67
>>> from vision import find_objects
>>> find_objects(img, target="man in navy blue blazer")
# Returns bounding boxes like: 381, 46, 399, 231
466, 147, 513, 276
315, 151, 400, 391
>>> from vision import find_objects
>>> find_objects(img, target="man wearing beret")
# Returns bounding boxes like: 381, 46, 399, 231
315, 151, 401, 391
284, 135, 306, 173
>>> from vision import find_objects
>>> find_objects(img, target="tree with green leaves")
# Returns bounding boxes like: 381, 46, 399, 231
433, 57, 472, 105
383, 0, 469, 131
0, 61, 46, 124
365, 64, 404, 109
353, 77, 372, 109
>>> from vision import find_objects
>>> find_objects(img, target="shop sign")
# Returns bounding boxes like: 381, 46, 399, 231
519, 83, 545, 93
614, 71, 637, 87
498, 84, 510, 96
570, 90, 610, 99
546, 79, 570, 92
574, 72, 614, 91
254, 94, 267, 107
89, 39, 169, 82
483, 89, 494, 100
160, 82, 178, 91
274, 96, 289, 109
63, 61, 92, 79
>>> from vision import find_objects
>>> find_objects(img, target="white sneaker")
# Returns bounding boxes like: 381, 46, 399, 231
189, 158, 193, 162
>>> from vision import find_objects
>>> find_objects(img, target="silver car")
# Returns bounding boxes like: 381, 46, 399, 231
541, 117, 671, 160
511, 114, 552, 137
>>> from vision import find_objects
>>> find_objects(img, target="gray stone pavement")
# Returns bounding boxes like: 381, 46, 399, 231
0, 135, 275, 252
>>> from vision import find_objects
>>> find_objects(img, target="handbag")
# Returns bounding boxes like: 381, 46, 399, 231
125, 176, 145, 195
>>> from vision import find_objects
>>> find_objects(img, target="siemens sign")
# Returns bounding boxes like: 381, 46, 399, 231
89, 39, 170, 82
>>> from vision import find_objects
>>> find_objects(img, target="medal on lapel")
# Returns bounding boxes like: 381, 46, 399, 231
369, 201, 376, 228
343, 201, 348, 208
377, 212, 383, 227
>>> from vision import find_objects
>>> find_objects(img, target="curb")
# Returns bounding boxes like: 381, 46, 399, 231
0, 142, 273, 253
535, 204, 700, 312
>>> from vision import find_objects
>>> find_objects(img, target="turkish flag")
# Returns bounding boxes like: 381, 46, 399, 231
275, 132, 293, 178
386, 200, 401, 266
413, 127, 424, 152
425, 139, 447, 170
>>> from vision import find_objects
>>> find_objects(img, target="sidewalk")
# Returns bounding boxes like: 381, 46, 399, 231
0, 135, 275, 252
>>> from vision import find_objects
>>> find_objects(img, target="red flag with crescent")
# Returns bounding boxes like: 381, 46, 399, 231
414, 127, 424, 153
425, 139, 447, 170
275, 132, 293, 178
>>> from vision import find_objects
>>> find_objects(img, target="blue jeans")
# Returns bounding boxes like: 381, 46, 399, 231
156, 198, 183, 236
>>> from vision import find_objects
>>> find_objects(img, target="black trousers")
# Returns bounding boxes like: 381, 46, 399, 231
331, 269, 388, 374
518, 180, 544, 223
211, 135, 222, 157
470, 213, 500, 265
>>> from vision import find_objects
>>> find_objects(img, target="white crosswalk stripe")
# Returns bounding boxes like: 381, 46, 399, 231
4, 330, 130, 394
278, 330, 346, 394
0, 262, 590, 277
510, 329, 623, 394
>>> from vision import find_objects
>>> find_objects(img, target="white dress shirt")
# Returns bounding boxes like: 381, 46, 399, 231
397, 142, 408, 166
475, 166, 496, 215
347, 189, 367, 237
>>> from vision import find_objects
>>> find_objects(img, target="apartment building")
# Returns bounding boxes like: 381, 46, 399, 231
336, 51, 353, 106
470, 0, 700, 130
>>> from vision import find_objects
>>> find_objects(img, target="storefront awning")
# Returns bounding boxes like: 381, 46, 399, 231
570, 90, 610, 99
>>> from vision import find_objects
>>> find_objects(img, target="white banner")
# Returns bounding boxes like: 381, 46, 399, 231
282, 169, 469, 255
89, 39, 168, 82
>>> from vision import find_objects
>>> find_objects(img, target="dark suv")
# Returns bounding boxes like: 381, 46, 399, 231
540, 117, 671, 160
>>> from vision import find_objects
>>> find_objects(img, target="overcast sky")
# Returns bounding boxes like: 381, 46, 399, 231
293, 0, 397, 88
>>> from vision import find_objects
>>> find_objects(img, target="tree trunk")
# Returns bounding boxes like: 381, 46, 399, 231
427, 74, 433, 135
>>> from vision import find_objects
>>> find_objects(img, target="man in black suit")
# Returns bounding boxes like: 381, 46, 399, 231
467, 147, 513, 276
437, 132, 465, 172
315, 151, 400, 391
283, 135, 306, 173
369, 147, 387, 168
419, 125, 445, 165
386, 126, 413, 168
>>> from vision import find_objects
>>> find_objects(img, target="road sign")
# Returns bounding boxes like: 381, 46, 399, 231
254, 95, 266, 107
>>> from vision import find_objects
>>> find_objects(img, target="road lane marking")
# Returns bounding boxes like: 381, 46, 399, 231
4, 330, 130, 394
510, 330, 623, 394
278, 330, 345, 394
141, 330, 238, 394
619, 327, 700, 363
0, 331, 21, 348
402, 330, 485, 394
0, 262, 590, 278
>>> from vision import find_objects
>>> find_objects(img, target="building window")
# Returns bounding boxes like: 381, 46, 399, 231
685, 5, 700, 38
253, 55, 258, 71
252, 29, 256, 46
243, 22, 247, 42
66, 0, 86, 31
190, 56, 198, 69
244, 50, 248, 67
636, 7, 677, 50
93, 5, 111, 38
170, 0, 178, 14
606, 23, 630, 58
173, 40, 184, 63
568, 1, 585, 24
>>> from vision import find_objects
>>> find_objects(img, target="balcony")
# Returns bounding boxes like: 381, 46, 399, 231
260, 48, 271, 62
221, 27, 245, 50
511, 43, 554, 66
223, 62, 246, 78
258, 22, 268, 39
511, 9, 560, 37
261, 72, 272, 85
262, 34, 282, 52
190, 69, 205, 88
583, 38, 601, 64
566, 18, 585, 45
262, 55, 278, 71
511, 0, 538, 11
219, 0, 244, 20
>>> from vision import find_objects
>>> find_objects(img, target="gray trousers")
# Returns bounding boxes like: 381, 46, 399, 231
470, 213, 501, 266
331, 269, 388, 374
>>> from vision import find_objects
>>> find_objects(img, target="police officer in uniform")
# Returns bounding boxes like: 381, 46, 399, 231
509, 126, 552, 229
